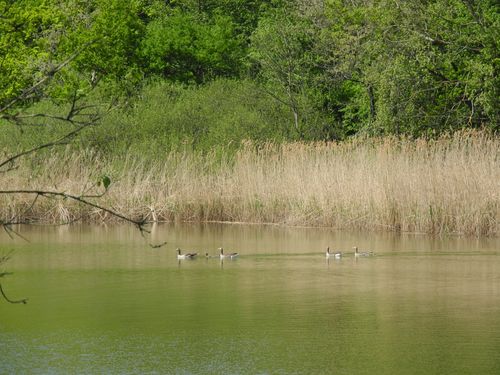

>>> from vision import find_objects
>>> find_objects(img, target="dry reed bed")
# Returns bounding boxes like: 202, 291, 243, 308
1, 131, 499, 235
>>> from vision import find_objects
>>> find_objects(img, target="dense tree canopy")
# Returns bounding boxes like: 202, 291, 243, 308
1, 0, 498, 150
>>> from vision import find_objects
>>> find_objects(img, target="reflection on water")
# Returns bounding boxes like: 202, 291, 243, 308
1, 224, 500, 374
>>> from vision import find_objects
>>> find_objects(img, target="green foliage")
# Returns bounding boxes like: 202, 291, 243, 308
156, 0, 277, 38
0, 0, 65, 105
141, 8, 242, 83
0, 0, 146, 109
1, 0, 498, 151
65, 0, 145, 91
100, 175, 111, 190
249, 5, 334, 139
323, 0, 500, 136
77, 79, 292, 157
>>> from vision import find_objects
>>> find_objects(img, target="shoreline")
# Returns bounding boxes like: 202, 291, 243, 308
1, 131, 499, 237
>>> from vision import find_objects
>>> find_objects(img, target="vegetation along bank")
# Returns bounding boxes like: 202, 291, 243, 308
0, 1, 499, 235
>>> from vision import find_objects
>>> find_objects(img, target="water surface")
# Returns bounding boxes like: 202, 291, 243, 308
1, 224, 499, 374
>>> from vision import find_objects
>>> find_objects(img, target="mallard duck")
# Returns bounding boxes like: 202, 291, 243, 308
353, 246, 374, 257
176, 248, 198, 259
326, 247, 342, 259
219, 247, 239, 259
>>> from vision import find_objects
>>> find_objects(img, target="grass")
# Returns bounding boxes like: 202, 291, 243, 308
1, 130, 498, 236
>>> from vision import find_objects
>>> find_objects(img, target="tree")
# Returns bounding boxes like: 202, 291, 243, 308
141, 7, 243, 83
0, 0, 152, 304
0, 0, 146, 106
322, 0, 500, 136
249, 6, 318, 138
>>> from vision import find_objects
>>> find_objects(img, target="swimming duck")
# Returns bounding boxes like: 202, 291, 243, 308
219, 247, 239, 259
326, 247, 342, 259
176, 248, 198, 259
353, 246, 374, 257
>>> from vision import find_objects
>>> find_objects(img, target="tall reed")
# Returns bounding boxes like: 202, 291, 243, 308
1, 130, 498, 235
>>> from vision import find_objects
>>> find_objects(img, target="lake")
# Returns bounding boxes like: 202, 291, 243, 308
1, 223, 500, 374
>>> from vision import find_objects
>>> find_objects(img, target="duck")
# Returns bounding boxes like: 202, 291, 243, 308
219, 247, 239, 259
326, 247, 342, 259
205, 252, 217, 259
353, 246, 374, 257
176, 248, 198, 259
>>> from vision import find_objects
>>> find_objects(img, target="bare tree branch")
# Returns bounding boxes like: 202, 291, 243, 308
0, 250, 28, 304
0, 189, 149, 231
0, 40, 159, 305
0, 282, 28, 304
0, 126, 85, 172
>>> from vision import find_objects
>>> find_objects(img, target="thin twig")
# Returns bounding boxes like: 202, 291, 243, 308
7, 194, 40, 224
0, 126, 86, 171
149, 241, 167, 249
0, 250, 15, 266
0, 282, 28, 304
1, 225, 31, 242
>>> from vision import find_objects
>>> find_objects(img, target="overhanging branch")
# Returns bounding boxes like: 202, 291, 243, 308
0, 189, 148, 231
0, 126, 85, 172
0, 282, 28, 304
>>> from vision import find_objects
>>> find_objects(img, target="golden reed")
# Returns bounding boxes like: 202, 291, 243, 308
1, 130, 498, 235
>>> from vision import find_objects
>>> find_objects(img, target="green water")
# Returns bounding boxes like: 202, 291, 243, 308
1, 224, 500, 374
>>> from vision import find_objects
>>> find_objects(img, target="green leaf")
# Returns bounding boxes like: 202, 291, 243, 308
102, 175, 111, 190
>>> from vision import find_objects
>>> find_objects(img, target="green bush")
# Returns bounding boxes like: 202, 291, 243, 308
79, 79, 300, 158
